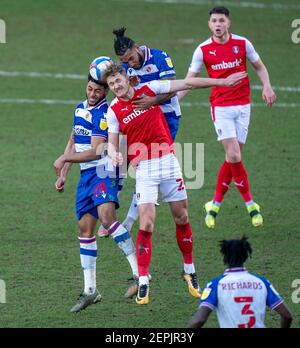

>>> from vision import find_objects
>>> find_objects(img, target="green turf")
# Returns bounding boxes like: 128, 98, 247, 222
0, 0, 299, 328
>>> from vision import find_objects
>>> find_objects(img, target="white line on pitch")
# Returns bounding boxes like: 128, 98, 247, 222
0, 70, 299, 93
143, 0, 300, 10
0, 98, 299, 108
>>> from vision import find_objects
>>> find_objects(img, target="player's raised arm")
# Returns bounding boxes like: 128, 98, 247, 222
168, 71, 247, 93
177, 71, 198, 101
133, 76, 177, 110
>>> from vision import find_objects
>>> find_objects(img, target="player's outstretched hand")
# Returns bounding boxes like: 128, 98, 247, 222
111, 151, 123, 166
223, 71, 248, 87
262, 85, 276, 107
55, 177, 65, 192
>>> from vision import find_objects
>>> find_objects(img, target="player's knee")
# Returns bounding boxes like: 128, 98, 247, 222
140, 218, 154, 232
78, 228, 94, 238
227, 152, 241, 163
100, 207, 116, 229
173, 212, 189, 225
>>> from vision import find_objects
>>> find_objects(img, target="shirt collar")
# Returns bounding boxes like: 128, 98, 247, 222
224, 267, 247, 274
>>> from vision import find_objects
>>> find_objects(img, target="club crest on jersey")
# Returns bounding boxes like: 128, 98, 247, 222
165, 57, 173, 68
145, 66, 152, 73
232, 45, 239, 54
100, 119, 107, 130
85, 112, 90, 119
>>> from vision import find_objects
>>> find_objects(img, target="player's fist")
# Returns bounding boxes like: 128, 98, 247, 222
111, 151, 123, 166
129, 75, 140, 87
53, 154, 66, 177
262, 85, 276, 107
55, 177, 65, 192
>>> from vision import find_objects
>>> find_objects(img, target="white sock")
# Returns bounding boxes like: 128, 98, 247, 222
79, 236, 97, 294
122, 193, 139, 232
126, 252, 138, 277
184, 263, 195, 275
122, 216, 136, 233
139, 275, 149, 286
83, 268, 96, 294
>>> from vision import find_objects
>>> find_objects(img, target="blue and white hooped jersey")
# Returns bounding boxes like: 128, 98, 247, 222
122, 46, 181, 119
200, 268, 283, 328
73, 98, 108, 171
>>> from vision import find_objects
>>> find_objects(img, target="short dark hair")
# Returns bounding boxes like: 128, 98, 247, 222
102, 63, 126, 82
209, 6, 230, 17
87, 73, 108, 89
113, 27, 135, 56
219, 236, 252, 268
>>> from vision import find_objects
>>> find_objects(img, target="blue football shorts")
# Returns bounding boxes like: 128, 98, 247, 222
75, 167, 119, 221
164, 114, 180, 141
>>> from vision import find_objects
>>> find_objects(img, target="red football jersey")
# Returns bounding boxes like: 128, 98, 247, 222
107, 84, 173, 165
189, 33, 260, 106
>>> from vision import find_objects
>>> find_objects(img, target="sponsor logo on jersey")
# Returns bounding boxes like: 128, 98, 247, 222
74, 126, 91, 136
165, 57, 173, 68
123, 107, 153, 124
211, 58, 242, 70
201, 288, 212, 300
128, 68, 137, 76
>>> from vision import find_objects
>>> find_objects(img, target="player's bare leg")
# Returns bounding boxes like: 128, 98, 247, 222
99, 202, 139, 298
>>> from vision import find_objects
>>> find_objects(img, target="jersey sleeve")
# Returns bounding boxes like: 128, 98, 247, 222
106, 106, 120, 134
92, 107, 108, 139
199, 278, 220, 310
245, 39, 260, 63
155, 50, 176, 79
257, 275, 284, 310
147, 80, 171, 94
188, 45, 203, 74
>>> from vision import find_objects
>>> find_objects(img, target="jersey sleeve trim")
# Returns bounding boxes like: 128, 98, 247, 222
200, 302, 215, 311
159, 70, 176, 78
270, 299, 284, 310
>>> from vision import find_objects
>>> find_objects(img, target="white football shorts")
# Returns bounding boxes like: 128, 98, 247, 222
211, 104, 251, 144
135, 153, 187, 205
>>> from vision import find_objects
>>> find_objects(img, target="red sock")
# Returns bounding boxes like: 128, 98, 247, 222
213, 161, 232, 203
176, 223, 193, 264
230, 161, 252, 202
136, 229, 152, 276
